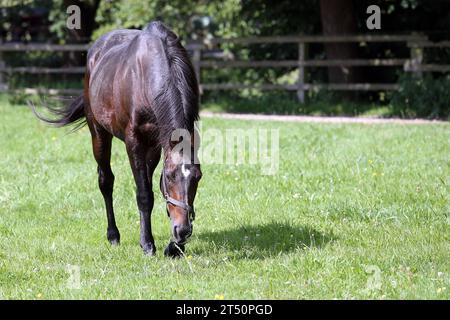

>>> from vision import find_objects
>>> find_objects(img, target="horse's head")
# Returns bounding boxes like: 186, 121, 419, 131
161, 150, 202, 246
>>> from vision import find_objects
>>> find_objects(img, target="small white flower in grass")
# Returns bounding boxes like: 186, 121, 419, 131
293, 193, 300, 199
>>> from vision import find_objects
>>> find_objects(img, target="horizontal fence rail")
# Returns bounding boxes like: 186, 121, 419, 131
202, 83, 399, 91
200, 59, 408, 68
205, 34, 427, 44
0, 34, 449, 101
0, 66, 85, 74
0, 43, 89, 51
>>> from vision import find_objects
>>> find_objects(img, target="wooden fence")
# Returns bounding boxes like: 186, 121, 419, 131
1, 35, 449, 102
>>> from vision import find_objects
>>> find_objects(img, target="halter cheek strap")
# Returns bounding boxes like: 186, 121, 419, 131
161, 168, 195, 222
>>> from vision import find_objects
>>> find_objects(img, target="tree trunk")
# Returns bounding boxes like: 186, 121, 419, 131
319, 0, 361, 84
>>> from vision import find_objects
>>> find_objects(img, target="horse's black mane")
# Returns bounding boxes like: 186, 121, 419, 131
143, 21, 199, 148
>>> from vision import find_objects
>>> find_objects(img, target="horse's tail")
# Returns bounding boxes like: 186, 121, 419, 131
30, 95, 86, 131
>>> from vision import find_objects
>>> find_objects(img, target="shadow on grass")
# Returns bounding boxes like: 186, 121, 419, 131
194, 222, 335, 259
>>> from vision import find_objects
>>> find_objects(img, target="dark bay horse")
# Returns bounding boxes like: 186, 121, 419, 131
34, 21, 202, 257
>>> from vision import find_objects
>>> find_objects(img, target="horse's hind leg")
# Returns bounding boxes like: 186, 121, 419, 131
89, 123, 120, 245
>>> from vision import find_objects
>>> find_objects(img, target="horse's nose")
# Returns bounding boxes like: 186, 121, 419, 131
173, 224, 192, 243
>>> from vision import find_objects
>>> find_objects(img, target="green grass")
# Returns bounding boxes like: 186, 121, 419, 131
0, 98, 449, 299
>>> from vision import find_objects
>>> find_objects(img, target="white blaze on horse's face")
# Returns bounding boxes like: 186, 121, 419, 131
170, 152, 191, 178
181, 164, 191, 178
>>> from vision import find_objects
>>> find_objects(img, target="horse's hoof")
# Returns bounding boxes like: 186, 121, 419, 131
107, 229, 120, 245
141, 243, 156, 256
109, 239, 120, 246
164, 242, 185, 258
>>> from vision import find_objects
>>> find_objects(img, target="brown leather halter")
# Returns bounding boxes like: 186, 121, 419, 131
161, 167, 195, 222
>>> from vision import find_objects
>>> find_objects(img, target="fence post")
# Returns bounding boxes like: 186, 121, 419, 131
297, 42, 305, 103
0, 39, 7, 92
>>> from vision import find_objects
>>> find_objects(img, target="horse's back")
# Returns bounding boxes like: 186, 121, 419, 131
86, 26, 171, 138
88, 28, 169, 104
87, 29, 140, 75
88, 22, 179, 82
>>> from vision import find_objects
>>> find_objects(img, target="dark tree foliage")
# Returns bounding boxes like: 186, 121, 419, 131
354, 0, 450, 39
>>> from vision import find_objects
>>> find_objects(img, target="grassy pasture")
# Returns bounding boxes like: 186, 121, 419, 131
0, 99, 448, 299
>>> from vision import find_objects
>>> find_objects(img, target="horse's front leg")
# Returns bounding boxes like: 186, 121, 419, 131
125, 134, 156, 255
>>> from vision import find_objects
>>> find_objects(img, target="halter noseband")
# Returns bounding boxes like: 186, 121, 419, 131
161, 166, 195, 222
